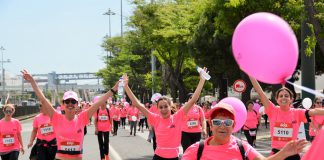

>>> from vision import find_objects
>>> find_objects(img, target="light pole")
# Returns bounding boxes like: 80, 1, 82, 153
0, 46, 11, 102
121, 0, 123, 37
103, 8, 116, 60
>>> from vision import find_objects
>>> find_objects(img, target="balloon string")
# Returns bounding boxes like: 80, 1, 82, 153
286, 80, 324, 98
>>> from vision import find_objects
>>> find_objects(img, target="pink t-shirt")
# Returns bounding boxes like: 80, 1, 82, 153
309, 116, 324, 136
243, 110, 259, 130
120, 107, 127, 118
110, 107, 120, 121
128, 107, 139, 122
0, 118, 22, 152
52, 111, 88, 158
302, 127, 324, 160
182, 136, 260, 160
33, 113, 56, 141
148, 108, 185, 158
266, 102, 307, 149
182, 105, 204, 133
94, 108, 112, 132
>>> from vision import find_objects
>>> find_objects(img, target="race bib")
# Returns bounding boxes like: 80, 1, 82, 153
40, 124, 54, 135
187, 120, 198, 128
99, 115, 108, 121
131, 116, 137, 121
60, 141, 80, 151
273, 122, 293, 141
249, 130, 256, 136
2, 134, 14, 147
140, 115, 145, 119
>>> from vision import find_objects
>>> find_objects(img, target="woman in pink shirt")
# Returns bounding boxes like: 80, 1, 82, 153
250, 77, 324, 160
243, 100, 260, 147
182, 103, 308, 160
22, 69, 119, 160
0, 104, 24, 160
110, 103, 120, 136
127, 104, 139, 136
309, 97, 324, 142
28, 103, 57, 160
181, 93, 207, 152
119, 103, 127, 129
123, 68, 207, 160
94, 96, 113, 160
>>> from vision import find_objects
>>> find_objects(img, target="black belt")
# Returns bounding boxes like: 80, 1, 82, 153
57, 149, 83, 155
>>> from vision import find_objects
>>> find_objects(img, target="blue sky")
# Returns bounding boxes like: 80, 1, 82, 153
0, 0, 134, 77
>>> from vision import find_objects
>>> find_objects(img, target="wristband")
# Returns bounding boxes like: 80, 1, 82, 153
305, 110, 311, 123
110, 88, 117, 94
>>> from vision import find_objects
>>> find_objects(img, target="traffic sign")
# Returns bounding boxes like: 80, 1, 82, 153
233, 79, 246, 93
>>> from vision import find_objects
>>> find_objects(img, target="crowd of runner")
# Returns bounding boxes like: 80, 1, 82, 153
0, 69, 323, 160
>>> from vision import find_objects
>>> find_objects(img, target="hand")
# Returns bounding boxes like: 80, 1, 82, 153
280, 139, 308, 157
27, 142, 33, 148
122, 74, 129, 86
199, 67, 208, 80
20, 147, 25, 154
202, 129, 208, 139
21, 69, 34, 83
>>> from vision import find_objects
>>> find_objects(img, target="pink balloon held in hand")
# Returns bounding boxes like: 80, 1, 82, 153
232, 12, 298, 84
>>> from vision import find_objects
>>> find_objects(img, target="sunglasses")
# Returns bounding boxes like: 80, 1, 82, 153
4, 110, 13, 114
158, 105, 168, 109
211, 119, 234, 127
315, 102, 322, 105
64, 99, 77, 105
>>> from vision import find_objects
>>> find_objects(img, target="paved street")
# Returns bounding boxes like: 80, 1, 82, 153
17, 117, 272, 160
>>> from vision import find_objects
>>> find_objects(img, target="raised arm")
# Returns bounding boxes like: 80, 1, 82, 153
86, 82, 119, 118
21, 70, 55, 118
249, 76, 271, 110
123, 74, 150, 117
182, 68, 207, 114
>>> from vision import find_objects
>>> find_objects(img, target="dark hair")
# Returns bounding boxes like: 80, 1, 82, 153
186, 93, 193, 102
245, 100, 254, 109
275, 87, 293, 99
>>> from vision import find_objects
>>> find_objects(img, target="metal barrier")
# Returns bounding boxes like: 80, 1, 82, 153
0, 105, 39, 118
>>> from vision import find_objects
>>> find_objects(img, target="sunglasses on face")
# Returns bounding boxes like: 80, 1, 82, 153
315, 101, 322, 105
4, 110, 13, 114
158, 105, 168, 109
64, 99, 77, 105
211, 119, 234, 127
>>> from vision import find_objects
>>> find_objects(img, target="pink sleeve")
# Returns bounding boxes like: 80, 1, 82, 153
16, 120, 22, 133
33, 118, 38, 128
148, 112, 159, 127
265, 102, 275, 118
243, 141, 261, 160
51, 111, 60, 126
79, 111, 89, 126
297, 109, 307, 123
182, 142, 198, 160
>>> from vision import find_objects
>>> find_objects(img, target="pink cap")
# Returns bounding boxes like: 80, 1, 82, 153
63, 91, 78, 101
92, 96, 100, 103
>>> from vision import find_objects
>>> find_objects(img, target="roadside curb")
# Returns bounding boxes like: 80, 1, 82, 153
15, 113, 38, 121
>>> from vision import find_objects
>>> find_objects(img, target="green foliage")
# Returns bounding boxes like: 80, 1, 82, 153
304, 23, 317, 57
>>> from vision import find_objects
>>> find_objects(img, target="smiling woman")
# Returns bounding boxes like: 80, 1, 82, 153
0, 104, 24, 160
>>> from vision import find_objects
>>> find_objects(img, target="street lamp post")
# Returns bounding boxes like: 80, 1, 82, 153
0, 46, 11, 103
103, 8, 116, 60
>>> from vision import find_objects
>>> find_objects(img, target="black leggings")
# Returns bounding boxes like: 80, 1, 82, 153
120, 117, 126, 128
139, 118, 145, 129
130, 121, 137, 135
152, 154, 178, 160
272, 148, 300, 160
113, 120, 119, 135
97, 131, 110, 159
181, 131, 201, 152
1, 151, 19, 160
243, 129, 256, 146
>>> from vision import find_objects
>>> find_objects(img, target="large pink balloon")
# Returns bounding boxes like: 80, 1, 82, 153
232, 12, 298, 84
220, 97, 247, 132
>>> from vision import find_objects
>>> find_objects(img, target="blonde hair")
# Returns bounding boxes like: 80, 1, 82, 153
3, 104, 15, 112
